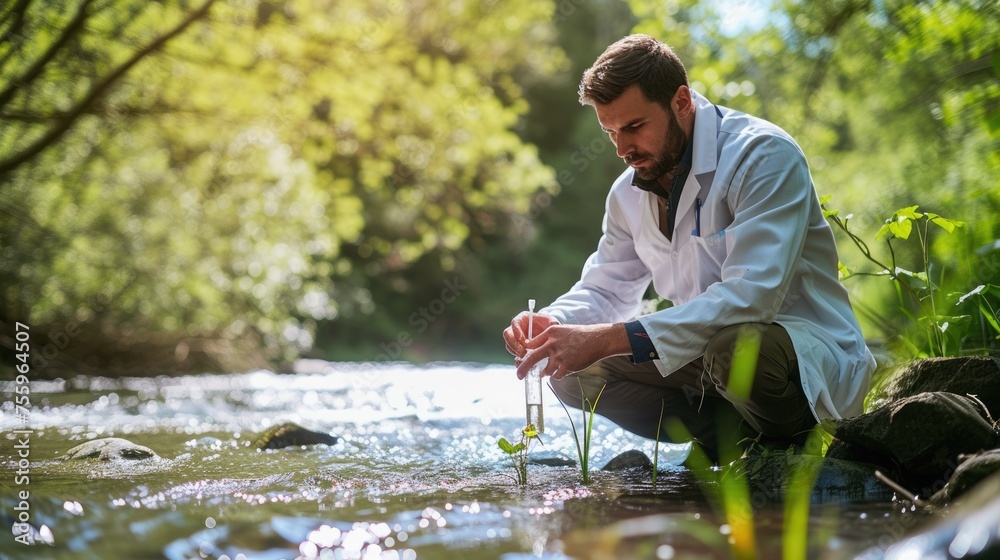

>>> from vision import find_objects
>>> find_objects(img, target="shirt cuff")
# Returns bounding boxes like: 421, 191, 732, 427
624, 320, 659, 363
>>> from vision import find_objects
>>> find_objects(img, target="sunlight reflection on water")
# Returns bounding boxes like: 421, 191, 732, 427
0, 361, 920, 559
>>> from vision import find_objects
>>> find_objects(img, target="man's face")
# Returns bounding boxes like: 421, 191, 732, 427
595, 84, 688, 182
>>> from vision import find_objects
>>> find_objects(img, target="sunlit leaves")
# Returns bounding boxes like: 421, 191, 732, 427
925, 212, 965, 234
875, 206, 965, 241
1, 0, 561, 363
837, 261, 852, 280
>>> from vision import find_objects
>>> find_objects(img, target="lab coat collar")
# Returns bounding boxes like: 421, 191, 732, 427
690, 89, 720, 178
674, 90, 720, 225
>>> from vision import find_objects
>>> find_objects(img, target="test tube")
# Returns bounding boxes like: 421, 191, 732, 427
525, 299, 544, 433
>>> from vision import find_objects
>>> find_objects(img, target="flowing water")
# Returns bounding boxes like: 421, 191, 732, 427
1, 361, 926, 559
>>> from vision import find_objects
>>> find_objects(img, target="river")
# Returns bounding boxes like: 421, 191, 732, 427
1, 361, 925, 559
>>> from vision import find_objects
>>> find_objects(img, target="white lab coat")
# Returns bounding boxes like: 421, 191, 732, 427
541, 91, 876, 421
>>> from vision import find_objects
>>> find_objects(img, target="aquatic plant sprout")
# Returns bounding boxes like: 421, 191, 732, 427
665, 416, 758, 560
727, 325, 762, 400
552, 379, 606, 484
782, 429, 826, 560
652, 398, 668, 484
497, 424, 541, 485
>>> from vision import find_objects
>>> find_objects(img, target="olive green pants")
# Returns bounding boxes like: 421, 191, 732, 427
549, 323, 816, 460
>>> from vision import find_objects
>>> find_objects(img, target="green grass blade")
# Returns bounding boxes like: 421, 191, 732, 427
727, 327, 761, 400
653, 398, 664, 484
782, 429, 825, 560
550, 381, 584, 471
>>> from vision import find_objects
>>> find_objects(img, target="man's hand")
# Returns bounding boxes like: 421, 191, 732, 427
503, 311, 559, 359
514, 323, 631, 380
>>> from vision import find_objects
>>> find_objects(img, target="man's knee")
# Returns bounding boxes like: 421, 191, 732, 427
549, 375, 584, 409
704, 323, 765, 387
549, 372, 609, 409
705, 324, 763, 364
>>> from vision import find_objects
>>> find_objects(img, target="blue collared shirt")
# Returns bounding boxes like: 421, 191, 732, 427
625, 139, 693, 363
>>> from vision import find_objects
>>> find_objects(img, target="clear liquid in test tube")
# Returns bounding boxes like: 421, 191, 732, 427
525, 299, 544, 433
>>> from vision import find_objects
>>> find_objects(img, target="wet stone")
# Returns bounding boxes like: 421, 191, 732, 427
824, 391, 1000, 488
254, 422, 339, 450
601, 450, 653, 471
931, 449, 1000, 505
528, 454, 576, 467
64, 437, 159, 461
743, 452, 892, 503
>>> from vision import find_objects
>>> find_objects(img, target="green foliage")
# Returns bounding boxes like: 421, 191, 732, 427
820, 197, 995, 357
631, 0, 1000, 360
781, 430, 825, 560
0, 0, 561, 368
956, 284, 1000, 343
2, 0, 997, 370
497, 424, 540, 486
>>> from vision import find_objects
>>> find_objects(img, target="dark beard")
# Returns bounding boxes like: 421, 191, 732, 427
629, 110, 688, 182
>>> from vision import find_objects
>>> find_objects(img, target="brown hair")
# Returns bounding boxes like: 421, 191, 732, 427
578, 34, 688, 107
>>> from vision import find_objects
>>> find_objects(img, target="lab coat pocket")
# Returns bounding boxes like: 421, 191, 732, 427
685, 230, 728, 287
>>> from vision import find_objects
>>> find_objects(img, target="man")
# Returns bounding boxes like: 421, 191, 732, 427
502, 34, 875, 461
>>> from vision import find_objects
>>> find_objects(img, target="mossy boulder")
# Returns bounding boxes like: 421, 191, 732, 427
824, 391, 1000, 490
870, 356, 1000, 419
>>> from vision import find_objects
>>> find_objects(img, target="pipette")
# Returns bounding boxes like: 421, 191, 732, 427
525, 299, 544, 433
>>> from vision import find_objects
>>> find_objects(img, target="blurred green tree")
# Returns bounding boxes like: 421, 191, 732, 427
0, 0, 562, 375
318, 0, 638, 364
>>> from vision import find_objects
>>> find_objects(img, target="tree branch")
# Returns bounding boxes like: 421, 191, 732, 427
0, 0, 219, 178
0, 102, 217, 123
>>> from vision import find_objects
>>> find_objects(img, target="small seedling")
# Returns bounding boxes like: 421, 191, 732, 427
497, 424, 541, 485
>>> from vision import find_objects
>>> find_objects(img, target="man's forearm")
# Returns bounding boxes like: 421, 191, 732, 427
601, 322, 632, 359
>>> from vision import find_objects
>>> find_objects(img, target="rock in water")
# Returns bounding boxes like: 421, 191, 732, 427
931, 449, 1000, 505
64, 438, 158, 461
602, 450, 653, 471
743, 453, 892, 504
528, 454, 577, 467
254, 422, 338, 450
823, 392, 999, 489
